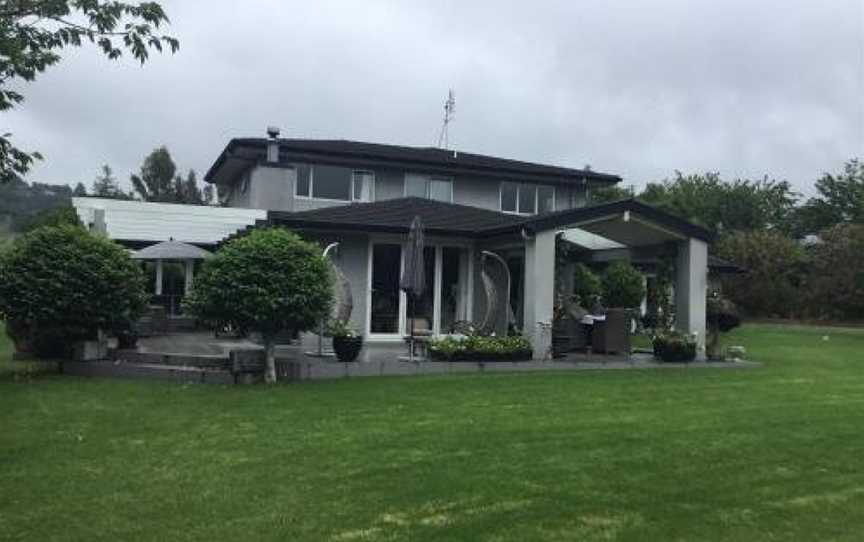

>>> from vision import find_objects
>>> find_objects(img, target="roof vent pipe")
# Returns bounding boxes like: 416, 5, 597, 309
266, 126, 280, 163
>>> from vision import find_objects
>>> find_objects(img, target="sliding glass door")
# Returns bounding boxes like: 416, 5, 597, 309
370, 244, 402, 334
368, 241, 472, 338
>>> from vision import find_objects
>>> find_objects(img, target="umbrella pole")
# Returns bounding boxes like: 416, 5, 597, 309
409, 295, 416, 362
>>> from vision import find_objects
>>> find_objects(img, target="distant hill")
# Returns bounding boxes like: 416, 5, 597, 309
0, 180, 73, 232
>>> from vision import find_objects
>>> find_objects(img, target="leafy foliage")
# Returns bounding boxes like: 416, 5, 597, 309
589, 185, 634, 204
0, 225, 147, 356
789, 159, 864, 237
652, 331, 697, 362
640, 172, 798, 234
0, 178, 72, 231
0, 1, 179, 183
184, 228, 333, 382
571, 263, 602, 306
716, 231, 808, 318
805, 223, 864, 320
20, 205, 81, 232
601, 261, 645, 309
428, 334, 533, 361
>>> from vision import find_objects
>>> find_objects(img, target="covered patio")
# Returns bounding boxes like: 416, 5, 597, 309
263, 197, 713, 361
480, 199, 713, 359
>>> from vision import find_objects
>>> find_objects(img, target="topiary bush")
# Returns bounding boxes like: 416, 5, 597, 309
601, 261, 646, 309
0, 225, 148, 357
184, 228, 333, 382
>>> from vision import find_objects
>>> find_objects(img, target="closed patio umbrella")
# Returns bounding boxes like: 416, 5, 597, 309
400, 216, 425, 361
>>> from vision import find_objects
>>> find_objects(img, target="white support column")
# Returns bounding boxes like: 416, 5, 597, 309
523, 230, 556, 360
155, 259, 163, 296
675, 238, 708, 358
184, 259, 195, 293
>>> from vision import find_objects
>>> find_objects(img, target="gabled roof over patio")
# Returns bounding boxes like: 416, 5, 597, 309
266, 197, 714, 244
490, 199, 715, 244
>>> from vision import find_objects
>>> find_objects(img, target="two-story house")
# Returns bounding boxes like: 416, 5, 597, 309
203, 131, 712, 359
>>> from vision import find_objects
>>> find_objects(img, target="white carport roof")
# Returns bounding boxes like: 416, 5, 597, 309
72, 197, 266, 245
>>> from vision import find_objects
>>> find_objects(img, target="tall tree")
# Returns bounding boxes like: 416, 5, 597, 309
130, 146, 176, 202
639, 172, 798, 234
174, 169, 204, 205
0, 1, 179, 183
72, 182, 87, 197
91, 164, 129, 199
806, 223, 864, 320
789, 159, 864, 237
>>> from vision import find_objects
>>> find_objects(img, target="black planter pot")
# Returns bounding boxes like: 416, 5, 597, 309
332, 336, 363, 362
116, 331, 139, 350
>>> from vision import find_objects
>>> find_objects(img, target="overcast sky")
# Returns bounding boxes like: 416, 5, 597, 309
6, 0, 864, 195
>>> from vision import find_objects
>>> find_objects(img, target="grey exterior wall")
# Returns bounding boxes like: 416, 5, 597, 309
297, 232, 370, 342
224, 162, 589, 213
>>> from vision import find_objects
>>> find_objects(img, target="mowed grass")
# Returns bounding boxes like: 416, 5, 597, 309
1, 324, 864, 541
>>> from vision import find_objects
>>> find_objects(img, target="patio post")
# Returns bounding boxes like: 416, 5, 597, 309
523, 229, 556, 360
675, 237, 708, 359
184, 259, 195, 292
155, 259, 163, 296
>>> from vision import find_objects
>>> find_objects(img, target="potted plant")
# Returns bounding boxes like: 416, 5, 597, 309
652, 331, 697, 362
706, 292, 742, 360
328, 319, 363, 362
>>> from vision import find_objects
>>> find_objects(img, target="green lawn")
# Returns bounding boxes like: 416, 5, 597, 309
2, 324, 864, 541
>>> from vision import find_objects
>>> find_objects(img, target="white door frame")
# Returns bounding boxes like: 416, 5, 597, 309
365, 235, 474, 341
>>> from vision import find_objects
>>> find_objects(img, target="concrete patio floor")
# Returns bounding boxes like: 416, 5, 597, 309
129, 332, 758, 382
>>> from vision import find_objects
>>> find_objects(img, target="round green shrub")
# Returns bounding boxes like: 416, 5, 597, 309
184, 228, 332, 339
601, 261, 646, 309
0, 225, 148, 356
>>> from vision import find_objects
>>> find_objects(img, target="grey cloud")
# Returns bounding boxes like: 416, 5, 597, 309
5, 0, 862, 195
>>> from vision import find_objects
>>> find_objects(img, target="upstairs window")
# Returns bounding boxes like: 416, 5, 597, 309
312, 165, 352, 200
295, 165, 312, 197
537, 185, 555, 214
295, 165, 374, 202
404, 174, 453, 202
352, 170, 375, 202
500, 182, 556, 215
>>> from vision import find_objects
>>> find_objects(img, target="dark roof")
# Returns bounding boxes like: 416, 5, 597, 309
265, 197, 715, 242
486, 198, 715, 242
269, 197, 526, 238
204, 138, 621, 186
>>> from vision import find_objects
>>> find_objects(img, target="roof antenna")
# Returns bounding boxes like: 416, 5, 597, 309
436, 89, 455, 151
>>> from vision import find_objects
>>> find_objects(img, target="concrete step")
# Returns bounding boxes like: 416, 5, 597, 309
113, 350, 229, 369
63, 360, 234, 384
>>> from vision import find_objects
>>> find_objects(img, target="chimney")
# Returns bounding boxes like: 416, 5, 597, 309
266, 126, 280, 163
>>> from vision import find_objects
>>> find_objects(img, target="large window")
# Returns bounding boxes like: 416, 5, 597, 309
500, 182, 556, 214
404, 174, 453, 202
295, 165, 374, 202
